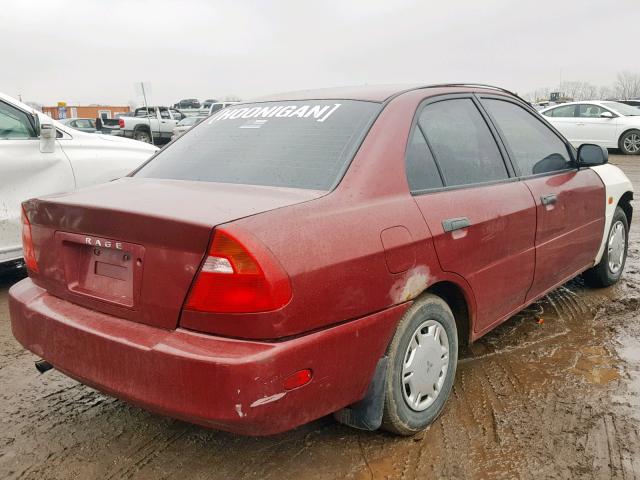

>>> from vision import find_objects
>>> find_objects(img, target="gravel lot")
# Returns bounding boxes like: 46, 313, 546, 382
1, 154, 639, 480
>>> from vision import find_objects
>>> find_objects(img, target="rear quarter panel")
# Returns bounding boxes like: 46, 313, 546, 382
180, 89, 481, 340
60, 136, 157, 188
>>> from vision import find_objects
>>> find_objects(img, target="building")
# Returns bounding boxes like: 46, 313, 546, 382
42, 102, 130, 120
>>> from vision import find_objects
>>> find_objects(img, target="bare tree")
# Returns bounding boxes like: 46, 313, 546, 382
580, 82, 598, 100
525, 72, 640, 102
524, 87, 551, 103
557, 81, 598, 100
597, 86, 614, 100
614, 71, 640, 100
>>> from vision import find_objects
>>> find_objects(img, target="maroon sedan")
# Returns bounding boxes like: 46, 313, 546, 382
10, 84, 633, 436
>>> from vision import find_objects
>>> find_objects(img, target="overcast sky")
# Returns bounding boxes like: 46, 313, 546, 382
2, 0, 639, 106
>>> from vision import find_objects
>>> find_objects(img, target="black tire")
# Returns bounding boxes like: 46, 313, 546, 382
619, 130, 640, 155
583, 206, 629, 288
381, 294, 458, 436
133, 128, 152, 143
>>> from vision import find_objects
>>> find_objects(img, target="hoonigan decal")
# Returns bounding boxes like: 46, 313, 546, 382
209, 103, 342, 124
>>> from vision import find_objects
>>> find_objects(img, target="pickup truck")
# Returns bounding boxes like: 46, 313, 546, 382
115, 107, 186, 145
0, 91, 158, 270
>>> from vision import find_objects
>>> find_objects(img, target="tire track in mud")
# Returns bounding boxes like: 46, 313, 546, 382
103, 427, 190, 480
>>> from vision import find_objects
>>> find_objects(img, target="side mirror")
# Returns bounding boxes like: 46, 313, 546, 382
577, 144, 608, 167
39, 118, 56, 153
600, 111, 614, 119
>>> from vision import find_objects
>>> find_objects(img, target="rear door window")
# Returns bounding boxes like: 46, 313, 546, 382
482, 98, 572, 176
544, 105, 576, 117
576, 104, 607, 118
135, 100, 381, 190
418, 98, 508, 187
405, 127, 444, 191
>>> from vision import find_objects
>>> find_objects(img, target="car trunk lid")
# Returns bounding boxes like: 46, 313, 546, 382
25, 177, 322, 329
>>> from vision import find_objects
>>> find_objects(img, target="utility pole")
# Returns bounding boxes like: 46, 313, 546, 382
140, 82, 154, 145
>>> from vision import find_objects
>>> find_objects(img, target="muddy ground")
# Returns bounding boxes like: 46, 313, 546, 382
1, 154, 639, 480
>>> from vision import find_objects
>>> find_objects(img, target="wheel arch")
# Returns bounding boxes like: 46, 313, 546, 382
619, 190, 634, 224
426, 281, 472, 346
618, 127, 640, 150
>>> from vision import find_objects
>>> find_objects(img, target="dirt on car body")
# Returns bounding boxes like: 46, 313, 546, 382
1, 155, 639, 480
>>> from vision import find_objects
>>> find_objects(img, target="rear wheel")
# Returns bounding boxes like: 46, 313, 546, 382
619, 130, 640, 155
381, 294, 458, 436
134, 129, 152, 144
583, 206, 629, 287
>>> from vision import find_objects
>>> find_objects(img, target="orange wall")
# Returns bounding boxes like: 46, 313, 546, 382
43, 105, 130, 120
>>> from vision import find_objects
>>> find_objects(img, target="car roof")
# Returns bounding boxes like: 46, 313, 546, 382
254, 83, 522, 103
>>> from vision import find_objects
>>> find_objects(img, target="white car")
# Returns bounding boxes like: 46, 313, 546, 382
0, 92, 158, 268
170, 116, 205, 141
540, 101, 640, 155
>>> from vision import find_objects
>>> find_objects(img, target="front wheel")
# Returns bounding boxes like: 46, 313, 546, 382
381, 294, 458, 436
619, 130, 640, 155
583, 206, 629, 287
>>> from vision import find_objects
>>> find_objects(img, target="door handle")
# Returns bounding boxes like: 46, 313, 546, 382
442, 217, 471, 233
541, 194, 557, 206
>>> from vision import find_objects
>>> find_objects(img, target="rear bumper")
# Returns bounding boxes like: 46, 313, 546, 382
9, 278, 405, 435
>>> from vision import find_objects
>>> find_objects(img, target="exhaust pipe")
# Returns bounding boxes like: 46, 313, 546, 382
35, 359, 53, 374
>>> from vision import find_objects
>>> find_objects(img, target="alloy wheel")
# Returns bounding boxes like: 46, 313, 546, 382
623, 133, 640, 154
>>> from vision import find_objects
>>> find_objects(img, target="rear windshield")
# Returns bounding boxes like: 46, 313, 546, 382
134, 100, 381, 190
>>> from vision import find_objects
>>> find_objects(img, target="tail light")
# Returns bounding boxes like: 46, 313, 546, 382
21, 206, 38, 273
118, 118, 125, 128
283, 369, 313, 390
185, 228, 291, 313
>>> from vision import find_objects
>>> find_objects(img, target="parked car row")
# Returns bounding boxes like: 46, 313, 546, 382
174, 98, 240, 110
114, 106, 186, 145
113, 103, 238, 145
0, 92, 157, 269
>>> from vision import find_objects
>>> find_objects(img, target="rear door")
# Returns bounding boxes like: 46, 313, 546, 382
574, 103, 619, 147
542, 104, 580, 146
408, 95, 537, 334
480, 96, 605, 302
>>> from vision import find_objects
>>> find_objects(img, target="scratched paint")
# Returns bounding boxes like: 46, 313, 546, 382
389, 265, 430, 303
250, 392, 287, 408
